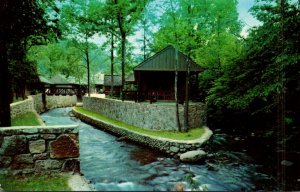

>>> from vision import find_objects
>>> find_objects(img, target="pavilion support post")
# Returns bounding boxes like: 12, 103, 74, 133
42, 86, 47, 111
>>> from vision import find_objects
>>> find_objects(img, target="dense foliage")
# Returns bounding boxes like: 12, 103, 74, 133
0, 0, 59, 126
203, 2, 300, 189
27, 40, 108, 83
3, 0, 60, 99
206, 0, 299, 130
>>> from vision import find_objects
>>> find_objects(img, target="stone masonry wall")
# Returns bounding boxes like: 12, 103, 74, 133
73, 109, 212, 157
83, 97, 206, 131
29, 94, 45, 114
46, 95, 77, 110
10, 98, 34, 119
0, 125, 80, 175
10, 94, 77, 118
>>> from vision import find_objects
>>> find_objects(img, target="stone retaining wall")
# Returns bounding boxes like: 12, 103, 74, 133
46, 95, 77, 110
83, 97, 206, 131
73, 108, 212, 157
10, 94, 77, 118
0, 125, 80, 175
29, 94, 45, 114
10, 99, 34, 119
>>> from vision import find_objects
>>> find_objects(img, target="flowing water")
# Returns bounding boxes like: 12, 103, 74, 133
41, 108, 273, 191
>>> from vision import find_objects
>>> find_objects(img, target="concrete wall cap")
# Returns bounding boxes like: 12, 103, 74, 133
0, 125, 79, 132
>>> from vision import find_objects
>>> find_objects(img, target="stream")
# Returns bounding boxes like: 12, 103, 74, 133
41, 108, 274, 191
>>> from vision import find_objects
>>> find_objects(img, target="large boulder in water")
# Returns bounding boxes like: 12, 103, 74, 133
180, 150, 207, 162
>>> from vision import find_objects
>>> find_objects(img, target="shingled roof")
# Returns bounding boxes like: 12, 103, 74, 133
104, 75, 122, 86
39, 76, 52, 84
134, 45, 202, 72
49, 74, 71, 84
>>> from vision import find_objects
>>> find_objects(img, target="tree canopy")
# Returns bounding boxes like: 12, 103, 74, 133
0, 0, 59, 126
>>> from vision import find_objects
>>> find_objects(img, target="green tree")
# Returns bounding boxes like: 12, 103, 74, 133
203, 2, 299, 188
135, 1, 158, 61
204, 0, 299, 137
207, 0, 299, 112
102, 0, 148, 99
99, 2, 120, 96
60, 0, 103, 96
151, 0, 241, 131
28, 41, 83, 79
0, 0, 58, 127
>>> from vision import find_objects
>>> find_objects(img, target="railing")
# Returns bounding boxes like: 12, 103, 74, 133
116, 90, 192, 102
143, 91, 174, 100
123, 90, 137, 101
45, 88, 86, 96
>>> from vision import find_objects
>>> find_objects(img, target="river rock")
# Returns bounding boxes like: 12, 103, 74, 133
50, 134, 79, 159
180, 150, 207, 162
117, 136, 127, 141
29, 139, 46, 154
0, 135, 28, 155
14, 154, 34, 164
35, 160, 63, 171
63, 159, 80, 173
170, 146, 179, 153
0, 156, 12, 168
281, 160, 293, 166
174, 182, 185, 192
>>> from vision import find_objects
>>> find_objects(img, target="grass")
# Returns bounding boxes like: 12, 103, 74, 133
12, 97, 25, 103
75, 106, 205, 140
0, 174, 72, 191
128, 100, 203, 105
11, 111, 42, 126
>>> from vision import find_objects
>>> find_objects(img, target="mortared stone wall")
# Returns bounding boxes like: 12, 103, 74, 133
0, 125, 80, 175
83, 97, 206, 131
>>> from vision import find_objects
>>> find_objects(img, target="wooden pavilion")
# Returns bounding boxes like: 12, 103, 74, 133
46, 74, 86, 98
134, 45, 202, 102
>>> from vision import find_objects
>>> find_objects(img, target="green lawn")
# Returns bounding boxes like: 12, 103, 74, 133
0, 174, 71, 191
12, 97, 25, 103
140, 100, 203, 105
74, 106, 205, 140
11, 111, 42, 126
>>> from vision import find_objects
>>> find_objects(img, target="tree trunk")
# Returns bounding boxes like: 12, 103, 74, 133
169, 0, 181, 132
143, 20, 146, 61
121, 33, 126, 101
115, 0, 126, 101
110, 31, 115, 97
277, 1, 286, 188
174, 47, 181, 132
87, 51, 90, 97
184, 57, 190, 132
183, 4, 192, 132
85, 44, 90, 97
0, 40, 11, 127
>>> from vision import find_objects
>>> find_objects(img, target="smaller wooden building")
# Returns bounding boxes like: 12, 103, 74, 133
104, 75, 122, 96
46, 74, 86, 97
134, 45, 202, 102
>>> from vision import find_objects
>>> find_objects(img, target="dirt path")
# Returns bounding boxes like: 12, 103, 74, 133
68, 174, 94, 191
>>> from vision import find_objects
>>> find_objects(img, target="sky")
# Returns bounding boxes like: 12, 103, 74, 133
237, 0, 262, 37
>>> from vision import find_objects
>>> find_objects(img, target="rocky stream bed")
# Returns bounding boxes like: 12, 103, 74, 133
41, 107, 277, 191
